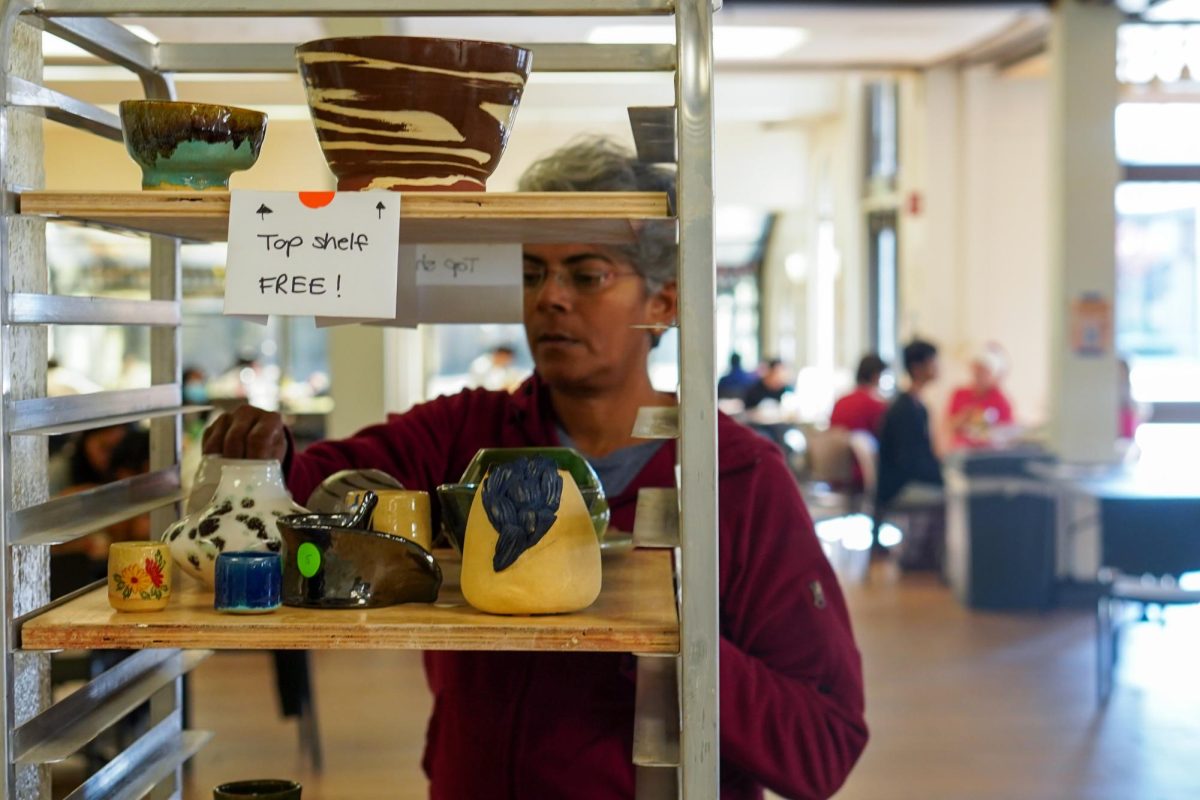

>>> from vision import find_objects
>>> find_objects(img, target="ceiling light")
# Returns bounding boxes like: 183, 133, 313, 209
587, 25, 808, 61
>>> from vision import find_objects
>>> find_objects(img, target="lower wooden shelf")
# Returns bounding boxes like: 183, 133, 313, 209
21, 549, 679, 654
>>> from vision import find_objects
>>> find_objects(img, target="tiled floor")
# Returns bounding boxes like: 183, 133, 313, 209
173, 567, 1200, 799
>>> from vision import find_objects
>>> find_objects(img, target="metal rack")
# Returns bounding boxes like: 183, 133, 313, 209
0, 1, 717, 797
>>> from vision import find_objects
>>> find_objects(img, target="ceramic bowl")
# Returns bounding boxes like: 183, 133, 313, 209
295, 36, 532, 191
277, 493, 442, 608
436, 447, 610, 553
213, 780, 301, 799
305, 468, 404, 514
119, 100, 267, 191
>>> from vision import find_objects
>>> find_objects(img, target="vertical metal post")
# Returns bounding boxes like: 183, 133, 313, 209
0, 4, 51, 798
674, 1, 718, 797
137, 71, 184, 800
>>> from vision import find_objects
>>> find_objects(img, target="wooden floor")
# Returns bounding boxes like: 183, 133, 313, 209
171, 565, 1200, 800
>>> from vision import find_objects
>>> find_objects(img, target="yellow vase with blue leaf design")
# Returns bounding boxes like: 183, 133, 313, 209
461, 456, 601, 615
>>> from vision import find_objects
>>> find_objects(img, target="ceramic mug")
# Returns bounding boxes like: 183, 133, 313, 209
107, 541, 171, 612
346, 489, 433, 551
214, 552, 282, 614
213, 779, 301, 799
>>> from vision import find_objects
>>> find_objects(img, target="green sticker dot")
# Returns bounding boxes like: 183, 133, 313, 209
297, 542, 321, 578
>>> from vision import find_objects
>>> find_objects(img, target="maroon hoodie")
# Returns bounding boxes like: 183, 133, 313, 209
285, 376, 867, 800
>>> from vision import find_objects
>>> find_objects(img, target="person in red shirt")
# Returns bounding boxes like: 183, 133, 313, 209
202, 138, 868, 800
944, 344, 1014, 449
828, 354, 888, 491
830, 354, 888, 436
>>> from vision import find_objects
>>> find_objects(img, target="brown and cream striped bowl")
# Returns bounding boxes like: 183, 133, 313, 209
295, 36, 532, 192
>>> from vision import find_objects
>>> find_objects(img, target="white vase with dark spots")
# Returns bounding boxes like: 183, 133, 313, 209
161, 459, 306, 586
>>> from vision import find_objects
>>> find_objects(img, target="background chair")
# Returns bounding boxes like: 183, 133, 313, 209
801, 426, 861, 520
1096, 497, 1200, 704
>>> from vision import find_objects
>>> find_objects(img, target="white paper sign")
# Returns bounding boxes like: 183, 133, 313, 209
224, 190, 401, 319
414, 243, 522, 323
414, 243, 521, 287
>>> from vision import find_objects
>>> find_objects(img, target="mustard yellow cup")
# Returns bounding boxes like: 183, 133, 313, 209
346, 489, 433, 552
108, 541, 172, 612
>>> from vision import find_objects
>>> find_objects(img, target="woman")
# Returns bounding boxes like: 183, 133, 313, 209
203, 137, 867, 800
944, 344, 1014, 450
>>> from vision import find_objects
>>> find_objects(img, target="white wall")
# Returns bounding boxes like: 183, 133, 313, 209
901, 65, 1052, 436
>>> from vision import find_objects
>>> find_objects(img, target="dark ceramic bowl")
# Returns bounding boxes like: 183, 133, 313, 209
277, 497, 441, 608
119, 100, 267, 191
213, 779, 301, 799
295, 36, 532, 191
305, 468, 405, 514
435, 447, 610, 553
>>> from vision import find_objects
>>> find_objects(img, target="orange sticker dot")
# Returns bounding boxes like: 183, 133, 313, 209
298, 191, 336, 209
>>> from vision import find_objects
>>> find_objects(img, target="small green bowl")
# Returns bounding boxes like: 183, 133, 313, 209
436, 447, 610, 553
119, 99, 267, 191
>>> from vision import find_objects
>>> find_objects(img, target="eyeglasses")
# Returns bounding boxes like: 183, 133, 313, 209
522, 262, 642, 296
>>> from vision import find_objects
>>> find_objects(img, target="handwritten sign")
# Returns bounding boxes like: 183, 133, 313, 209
224, 190, 401, 319
414, 244, 522, 323
414, 243, 521, 287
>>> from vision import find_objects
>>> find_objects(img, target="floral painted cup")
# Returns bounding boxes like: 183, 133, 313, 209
108, 541, 172, 612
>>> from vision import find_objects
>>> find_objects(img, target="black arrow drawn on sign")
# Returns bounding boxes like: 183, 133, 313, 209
256, 204, 273, 221
376, 201, 386, 220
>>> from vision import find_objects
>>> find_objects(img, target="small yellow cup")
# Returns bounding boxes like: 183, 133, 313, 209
346, 489, 433, 552
107, 541, 172, 612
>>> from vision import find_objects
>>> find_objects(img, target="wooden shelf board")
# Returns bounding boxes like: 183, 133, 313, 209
21, 549, 679, 654
18, 191, 672, 245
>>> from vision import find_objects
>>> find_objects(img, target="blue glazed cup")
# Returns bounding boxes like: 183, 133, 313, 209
214, 552, 282, 614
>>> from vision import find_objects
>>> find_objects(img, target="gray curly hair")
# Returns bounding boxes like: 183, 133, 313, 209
517, 136, 678, 292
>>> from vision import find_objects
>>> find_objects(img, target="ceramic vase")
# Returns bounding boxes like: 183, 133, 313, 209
461, 457, 601, 615
107, 541, 172, 612
161, 459, 306, 586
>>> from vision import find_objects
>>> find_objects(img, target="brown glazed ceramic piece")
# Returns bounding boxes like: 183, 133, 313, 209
295, 36, 532, 192
119, 100, 267, 191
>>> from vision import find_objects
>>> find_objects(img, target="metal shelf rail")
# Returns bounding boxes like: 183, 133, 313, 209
0, 1, 717, 797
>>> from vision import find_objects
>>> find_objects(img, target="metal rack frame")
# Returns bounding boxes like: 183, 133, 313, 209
0, 2, 717, 797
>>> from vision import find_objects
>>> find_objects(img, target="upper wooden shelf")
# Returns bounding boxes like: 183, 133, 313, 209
21, 549, 679, 654
18, 191, 672, 245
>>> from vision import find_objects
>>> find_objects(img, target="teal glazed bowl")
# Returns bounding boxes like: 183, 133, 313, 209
436, 447, 610, 553
119, 100, 267, 191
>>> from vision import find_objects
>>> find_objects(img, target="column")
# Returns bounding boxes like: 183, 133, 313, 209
1048, 0, 1122, 462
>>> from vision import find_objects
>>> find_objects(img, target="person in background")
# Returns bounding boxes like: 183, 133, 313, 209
831, 354, 889, 436
201, 136, 867, 800
944, 343, 1013, 450
49, 424, 150, 598
876, 340, 944, 567
742, 357, 792, 411
829, 354, 889, 491
466, 343, 526, 393
1117, 357, 1141, 442
717, 352, 756, 400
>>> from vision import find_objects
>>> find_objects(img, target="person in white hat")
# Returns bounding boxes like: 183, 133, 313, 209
944, 342, 1014, 449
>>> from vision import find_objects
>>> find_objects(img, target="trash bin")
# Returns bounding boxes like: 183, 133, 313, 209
945, 449, 1059, 610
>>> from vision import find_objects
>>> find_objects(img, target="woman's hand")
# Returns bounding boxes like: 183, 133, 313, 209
201, 405, 288, 461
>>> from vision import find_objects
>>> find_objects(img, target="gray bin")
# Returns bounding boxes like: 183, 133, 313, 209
945, 451, 1058, 610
